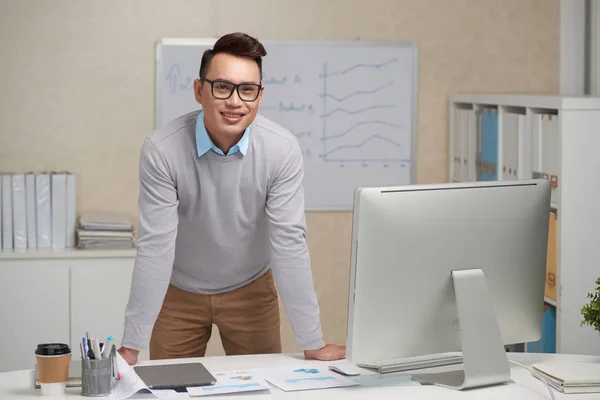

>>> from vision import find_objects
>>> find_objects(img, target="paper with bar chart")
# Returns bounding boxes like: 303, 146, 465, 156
186, 371, 270, 396
157, 40, 417, 209
264, 366, 359, 392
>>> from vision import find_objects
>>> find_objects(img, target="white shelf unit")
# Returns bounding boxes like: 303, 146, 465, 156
0, 248, 147, 373
449, 93, 600, 356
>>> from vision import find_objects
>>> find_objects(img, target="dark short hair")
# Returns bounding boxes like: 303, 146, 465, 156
199, 32, 267, 80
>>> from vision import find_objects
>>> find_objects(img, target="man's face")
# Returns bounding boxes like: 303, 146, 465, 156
194, 53, 263, 139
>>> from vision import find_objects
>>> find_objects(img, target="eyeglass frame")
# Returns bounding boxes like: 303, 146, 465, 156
199, 76, 263, 102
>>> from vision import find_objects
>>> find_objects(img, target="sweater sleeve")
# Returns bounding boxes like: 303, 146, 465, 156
265, 140, 325, 351
121, 138, 179, 351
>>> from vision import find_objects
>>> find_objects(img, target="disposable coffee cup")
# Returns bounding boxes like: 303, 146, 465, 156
35, 343, 71, 396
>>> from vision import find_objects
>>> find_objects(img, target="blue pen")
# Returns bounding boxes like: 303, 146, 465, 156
82, 338, 88, 359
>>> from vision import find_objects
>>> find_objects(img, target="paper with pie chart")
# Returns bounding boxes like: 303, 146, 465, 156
264, 366, 359, 392
186, 371, 270, 396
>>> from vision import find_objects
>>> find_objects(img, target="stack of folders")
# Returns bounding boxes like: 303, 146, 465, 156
532, 362, 600, 394
77, 212, 135, 249
0, 172, 77, 250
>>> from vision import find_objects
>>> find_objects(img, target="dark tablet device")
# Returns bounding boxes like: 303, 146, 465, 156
133, 362, 217, 389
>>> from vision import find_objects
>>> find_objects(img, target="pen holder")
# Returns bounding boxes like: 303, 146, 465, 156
81, 357, 112, 397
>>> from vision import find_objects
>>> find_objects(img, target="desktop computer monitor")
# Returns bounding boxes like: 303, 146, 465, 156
346, 179, 551, 390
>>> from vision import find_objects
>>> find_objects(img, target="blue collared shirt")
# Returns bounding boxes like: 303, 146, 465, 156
195, 112, 251, 157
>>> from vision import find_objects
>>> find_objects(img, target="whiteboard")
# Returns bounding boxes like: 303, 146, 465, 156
156, 39, 418, 210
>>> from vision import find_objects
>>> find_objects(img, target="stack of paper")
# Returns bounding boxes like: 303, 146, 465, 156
77, 212, 135, 249
532, 362, 600, 394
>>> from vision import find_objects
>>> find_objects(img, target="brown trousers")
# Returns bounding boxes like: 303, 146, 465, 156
150, 269, 282, 360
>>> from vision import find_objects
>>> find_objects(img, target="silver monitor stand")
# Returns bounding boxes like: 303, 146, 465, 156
412, 269, 511, 390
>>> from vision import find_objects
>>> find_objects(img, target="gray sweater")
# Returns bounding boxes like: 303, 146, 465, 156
122, 110, 325, 351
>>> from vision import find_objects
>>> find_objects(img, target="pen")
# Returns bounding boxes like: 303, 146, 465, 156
79, 342, 85, 360
86, 332, 95, 359
110, 345, 120, 380
82, 337, 89, 360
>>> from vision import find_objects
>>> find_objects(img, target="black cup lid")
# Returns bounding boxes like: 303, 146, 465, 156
35, 343, 71, 356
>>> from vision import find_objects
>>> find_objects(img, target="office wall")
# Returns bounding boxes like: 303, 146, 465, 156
0, 0, 559, 355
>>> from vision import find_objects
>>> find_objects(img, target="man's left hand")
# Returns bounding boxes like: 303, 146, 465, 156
304, 344, 346, 361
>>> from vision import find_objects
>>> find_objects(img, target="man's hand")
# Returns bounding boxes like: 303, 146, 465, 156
117, 347, 139, 365
304, 344, 346, 361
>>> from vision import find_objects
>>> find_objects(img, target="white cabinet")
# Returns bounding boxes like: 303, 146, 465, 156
449, 93, 600, 356
0, 261, 70, 373
0, 249, 139, 373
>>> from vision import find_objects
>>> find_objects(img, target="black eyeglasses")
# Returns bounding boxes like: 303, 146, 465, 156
200, 76, 262, 102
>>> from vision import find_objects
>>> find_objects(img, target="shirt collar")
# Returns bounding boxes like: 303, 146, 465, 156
195, 111, 251, 157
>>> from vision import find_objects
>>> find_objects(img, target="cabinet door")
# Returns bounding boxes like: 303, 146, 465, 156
70, 258, 142, 359
0, 261, 70, 373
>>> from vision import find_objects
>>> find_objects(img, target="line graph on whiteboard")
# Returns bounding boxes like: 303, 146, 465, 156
317, 58, 410, 168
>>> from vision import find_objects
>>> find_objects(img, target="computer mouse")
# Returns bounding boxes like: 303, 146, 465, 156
328, 364, 362, 376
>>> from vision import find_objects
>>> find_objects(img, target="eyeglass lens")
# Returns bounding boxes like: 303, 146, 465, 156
212, 81, 260, 101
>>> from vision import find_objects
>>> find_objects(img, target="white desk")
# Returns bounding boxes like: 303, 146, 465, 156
1, 352, 599, 399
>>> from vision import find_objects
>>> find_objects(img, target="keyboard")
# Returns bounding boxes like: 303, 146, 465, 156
357, 352, 463, 374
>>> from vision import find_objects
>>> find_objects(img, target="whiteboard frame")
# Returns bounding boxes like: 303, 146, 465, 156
155, 38, 419, 209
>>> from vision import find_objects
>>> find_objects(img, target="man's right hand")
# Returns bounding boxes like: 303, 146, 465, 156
117, 347, 139, 365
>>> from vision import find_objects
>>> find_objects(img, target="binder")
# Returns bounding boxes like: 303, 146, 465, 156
501, 112, 519, 180
530, 113, 542, 176
542, 113, 560, 204
545, 211, 557, 302
12, 174, 27, 249
36, 174, 52, 249
51, 173, 67, 249
0, 176, 2, 249
452, 107, 463, 181
466, 109, 477, 181
66, 173, 76, 248
476, 110, 482, 181
527, 305, 556, 353
2, 174, 13, 249
0, 174, 4, 250
26, 174, 37, 249
517, 114, 530, 179
480, 108, 498, 181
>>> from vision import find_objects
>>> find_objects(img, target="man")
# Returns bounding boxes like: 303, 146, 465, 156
118, 32, 345, 365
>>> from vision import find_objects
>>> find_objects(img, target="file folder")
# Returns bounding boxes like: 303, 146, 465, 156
466, 109, 476, 181
452, 107, 463, 181
453, 108, 474, 182
517, 114, 530, 179
26, 174, 37, 249
2, 174, 13, 249
66, 173, 76, 248
51, 173, 67, 249
530, 113, 542, 176
36, 174, 52, 249
12, 174, 27, 249
501, 112, 519, 180
0, 176, 2, 249
545, 211, 557, 302
544, 114, 560, 204
527, 304, 556, 353
480, 108, 498, 181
